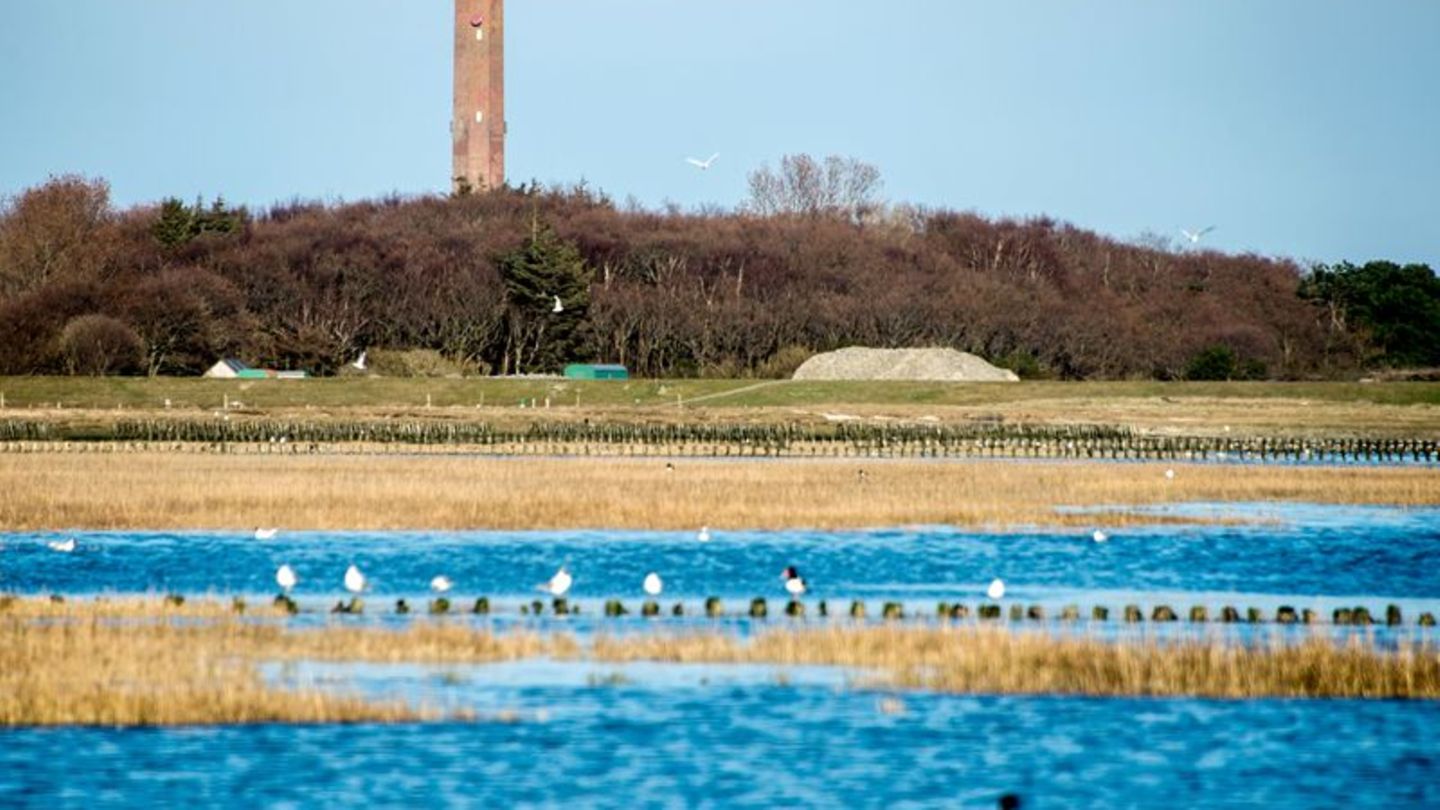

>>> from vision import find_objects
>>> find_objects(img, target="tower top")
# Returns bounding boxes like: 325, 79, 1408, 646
453, 0, 504, 193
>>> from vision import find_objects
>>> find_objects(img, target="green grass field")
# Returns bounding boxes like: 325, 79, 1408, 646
2, 376, 1438, 410
1, 377, 1437, 439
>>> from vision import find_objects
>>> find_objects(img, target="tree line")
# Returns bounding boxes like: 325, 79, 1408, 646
0, 166, 1434, 379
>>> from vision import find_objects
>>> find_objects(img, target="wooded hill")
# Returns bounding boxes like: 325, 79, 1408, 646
0, 173, 1429, 379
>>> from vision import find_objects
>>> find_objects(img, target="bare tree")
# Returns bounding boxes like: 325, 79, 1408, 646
745, 154, 884, 224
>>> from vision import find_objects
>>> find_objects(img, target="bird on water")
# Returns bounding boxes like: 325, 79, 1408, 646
254, 528, 278, 541
47, 537, 76, 553
781, 566, 808, 597
430, 575, 453, 594
276, 564, 297, 593
987, 578, 1006, 600
344, 565, 367, 594
643, 572, 664, 597
541, 566, 573, 597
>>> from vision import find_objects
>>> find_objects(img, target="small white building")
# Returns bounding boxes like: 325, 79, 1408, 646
203, 358, 251, 379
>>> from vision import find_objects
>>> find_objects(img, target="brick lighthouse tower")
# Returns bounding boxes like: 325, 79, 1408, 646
453, 0, 505, 193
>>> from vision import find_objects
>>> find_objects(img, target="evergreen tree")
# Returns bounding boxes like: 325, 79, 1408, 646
151, 198, 195, 248
495, 223, 593, 374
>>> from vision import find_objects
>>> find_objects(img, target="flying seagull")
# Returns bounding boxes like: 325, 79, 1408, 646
351, 350, 367, 372
551, 295, 564, 314
686, 153, 720, 171
1181, 226, 1216, 245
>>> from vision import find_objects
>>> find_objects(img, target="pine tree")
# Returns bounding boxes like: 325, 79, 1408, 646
496, 222, 592, 374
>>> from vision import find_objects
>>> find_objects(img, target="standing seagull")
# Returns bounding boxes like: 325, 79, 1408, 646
1180, 226, 1216, 245
540, 566, 573, 597
686, 153, 721, 171
551, 295, 565, 314
344, 564, 367, 595
276, 564, 298, 593
643, 572, 664, 597
47, 537, 76, 554
430, 575, 453, 594
781, 566, 808, 597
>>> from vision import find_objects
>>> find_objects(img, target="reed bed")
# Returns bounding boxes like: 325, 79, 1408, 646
1, 452, 1436, 531
591, 625, 1440, 700
0, 601, 561, 727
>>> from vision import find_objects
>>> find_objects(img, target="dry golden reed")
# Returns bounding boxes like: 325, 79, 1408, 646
2, 452, 1437, 531
592, 625, 1440, 700
0, 603, 561, 727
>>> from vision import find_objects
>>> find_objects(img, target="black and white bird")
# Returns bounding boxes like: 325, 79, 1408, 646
276, 564, 298, 593
686, 153, 720, 171
540, 566, 573, 597
781, 566, 808, 597
643, 571, 664, 597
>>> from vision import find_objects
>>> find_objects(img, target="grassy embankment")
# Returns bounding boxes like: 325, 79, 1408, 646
2, 454, 1436, 531
1, 377, 1438, 438
2, 598, 1437, 727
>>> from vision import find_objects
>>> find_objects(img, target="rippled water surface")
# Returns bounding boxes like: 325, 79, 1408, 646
3, 502, 1439, 807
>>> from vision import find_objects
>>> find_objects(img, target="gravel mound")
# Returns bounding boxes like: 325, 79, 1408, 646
792, 347, 1019, 382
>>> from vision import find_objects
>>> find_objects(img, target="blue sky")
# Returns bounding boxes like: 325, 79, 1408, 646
1, 0, 1436, 266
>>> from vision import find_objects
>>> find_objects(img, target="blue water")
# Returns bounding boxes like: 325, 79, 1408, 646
2, 678, 1436, 808
4, 502, 1440, 807
3, 503, 1438, 610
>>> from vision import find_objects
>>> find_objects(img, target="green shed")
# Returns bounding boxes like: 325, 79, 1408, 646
564, 364, 630, 380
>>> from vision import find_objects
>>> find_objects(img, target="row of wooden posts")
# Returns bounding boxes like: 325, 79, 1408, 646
267, 595, 1439, 627
1, 418, 1436, 463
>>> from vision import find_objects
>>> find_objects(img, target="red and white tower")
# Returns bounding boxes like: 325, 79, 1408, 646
453, 0, 505, 193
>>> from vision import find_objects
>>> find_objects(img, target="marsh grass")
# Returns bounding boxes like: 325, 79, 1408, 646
0, 606, 562, 727
3, 598, 1437, 727
1, 453, 1435, 531
591, 625, 1440, 700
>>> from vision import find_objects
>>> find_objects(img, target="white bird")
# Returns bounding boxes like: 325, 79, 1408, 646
986, 578, 1006, 600
344, 564, 367, 594
781, 566, 808, 597
686, 153, 720, 171
47, 537, 76, 554
351, 350, 367, 371
1165, 468, 1176, 480
643, 572, 664, 596
1180, 226, 1216, 245
276, 564, 297, 593
254, 528, 279, 541
540, 566, 573, 597
1092, 530, 1109, 544
430, 575, 453, 594
551, 295, 564, 314
697, 526, 711, 543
